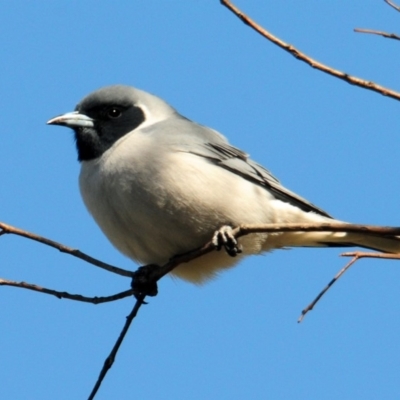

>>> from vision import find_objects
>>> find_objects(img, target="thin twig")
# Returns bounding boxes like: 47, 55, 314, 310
354, 28, 400, 41
298, 250, 400, 322
297, 255, 360, 323
0, 278, 132, 303
220, 0, 400, 101
87, 295, 146, 400
342, 251, 400, 260
0, 222, 134, 277
87, 243, 209, 397
297, 251, 400, 323
385, 0, 400, 12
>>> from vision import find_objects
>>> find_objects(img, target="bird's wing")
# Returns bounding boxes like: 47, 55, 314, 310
186, 139, 332, 218
149, 118, 332, 218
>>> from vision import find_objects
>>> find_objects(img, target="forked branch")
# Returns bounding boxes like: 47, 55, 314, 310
3, 220, 400, 399
298, 251, 400, 322
2, 220, 400, 296
220, 0, 400, 101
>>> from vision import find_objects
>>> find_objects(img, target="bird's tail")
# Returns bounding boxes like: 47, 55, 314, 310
265, 230, 400, 254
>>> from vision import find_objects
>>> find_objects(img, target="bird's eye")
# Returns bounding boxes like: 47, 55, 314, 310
107, 107, 122, 118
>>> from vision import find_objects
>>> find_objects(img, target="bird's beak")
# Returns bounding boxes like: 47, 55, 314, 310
47, 111, 94, 128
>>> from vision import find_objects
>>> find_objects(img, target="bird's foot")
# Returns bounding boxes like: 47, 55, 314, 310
212, 225, 242, 257
131, 264, 160, 299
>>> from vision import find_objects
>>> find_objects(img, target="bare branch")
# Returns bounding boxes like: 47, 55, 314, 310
87, 295, 146, 400
220, 0, 400, 101
298, 255, 360, 323
4, 219, 400, 396
298, 250, 400, 322
0, 278, 132, 303
0, 222, 134, 277
385, 0, 400, 12
342, 251, 400, 260
3, 220, 400, 290
128, 222, 400, 325
354, 28, 400, 41
86, 221, 400, 396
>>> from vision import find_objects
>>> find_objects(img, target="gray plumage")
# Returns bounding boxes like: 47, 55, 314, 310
47, 85, 400, 283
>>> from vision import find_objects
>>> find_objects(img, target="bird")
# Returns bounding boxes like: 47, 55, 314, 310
47, 85, 400, 284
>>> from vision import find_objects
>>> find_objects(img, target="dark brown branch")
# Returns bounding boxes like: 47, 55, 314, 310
354, 28, 400, 41
385, 0, 400, 12
0, 278, 132, 303
0, 222, 134, 277
87, 295, 146, 400
220, 0, 400, 101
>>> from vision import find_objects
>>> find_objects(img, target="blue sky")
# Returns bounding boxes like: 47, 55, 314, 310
2, 1, 400, 399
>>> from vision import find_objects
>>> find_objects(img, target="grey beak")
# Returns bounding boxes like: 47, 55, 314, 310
47, 111, 94, 128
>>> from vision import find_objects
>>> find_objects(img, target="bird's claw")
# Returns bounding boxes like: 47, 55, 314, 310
131, 264, 159, 300
212, 225, 242, 257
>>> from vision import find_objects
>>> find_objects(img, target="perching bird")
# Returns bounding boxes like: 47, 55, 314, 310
47, 85, 400, 284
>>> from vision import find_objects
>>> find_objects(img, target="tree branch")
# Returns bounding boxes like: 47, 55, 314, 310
0, 222, 134, 277
298, 255, 360, 322
341, 251, 400, 260
3, 221, 400, 290
87, 295, 146, 400
4, 220, 400, 398
136, 222, 400, 286
220, 0, 400, 101
385, 0, 400, 12
354, 28, 400, 41
298, 250, 400, 322
0, 278, 133, 303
